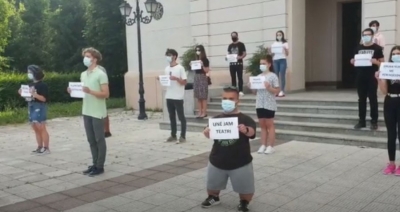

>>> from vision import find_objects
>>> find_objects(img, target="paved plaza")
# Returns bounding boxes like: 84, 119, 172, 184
0, 110, 399, 212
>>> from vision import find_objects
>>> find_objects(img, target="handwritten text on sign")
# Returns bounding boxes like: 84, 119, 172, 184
249, 76, 266, 89
20, 85, 31, 97
354, 54, 372, 67
209, 117, 239, 140
159, 75, 170, 86
69, 82, 84, 98
379, 62, 400, 80
226, 54, 238, 63
190, 60, 202, 70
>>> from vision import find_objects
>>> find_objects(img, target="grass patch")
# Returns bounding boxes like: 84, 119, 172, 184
0, 98, 126, 125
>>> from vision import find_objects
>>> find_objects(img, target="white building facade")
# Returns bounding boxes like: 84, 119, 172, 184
124, 0, 400, 109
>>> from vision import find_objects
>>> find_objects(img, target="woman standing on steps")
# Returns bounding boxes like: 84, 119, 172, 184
376, 45, 400, 175
192, 45, 210, 118
269, 30, 289, 97
248, 55, 280, 154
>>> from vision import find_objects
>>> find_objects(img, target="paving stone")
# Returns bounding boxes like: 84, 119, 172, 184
119, 189, 156, 201
315, 205, 358, 212
47, 198, 87, 211
114, 201, 155, 212
65, 203, 109, 212
93, 196, 131, 208
361, 201, 399, 212
255, 192, 293, 207
281, 199, 324, 212
140, 192, 179, 205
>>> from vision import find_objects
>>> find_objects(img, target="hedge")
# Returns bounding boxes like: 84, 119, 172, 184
0, 72, 125, 110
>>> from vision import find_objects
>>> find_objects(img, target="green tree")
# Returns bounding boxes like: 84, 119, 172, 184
84, 0, 127, 75
47, 0, 87, 71
0, 0, 14, 69
5, 0, 51, 71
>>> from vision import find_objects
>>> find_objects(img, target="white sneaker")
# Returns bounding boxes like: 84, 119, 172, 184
278, 91, 285, 97
239, 92, 244, 96
264, 146, 275, 154
257, 145, 266, 154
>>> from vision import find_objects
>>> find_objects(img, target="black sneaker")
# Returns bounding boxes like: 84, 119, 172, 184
354, 122, 366, 129
237, 200, 250, 212
82, 166, 95, 175
105, 132, 112, 138
88, 167, 104, 177
370, 123, 378, 130
201, 195, 220, 208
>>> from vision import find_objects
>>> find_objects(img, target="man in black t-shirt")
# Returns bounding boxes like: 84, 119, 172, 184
227, 32, 247, 96
201, 86, 257, 212
351, 28, 384, 130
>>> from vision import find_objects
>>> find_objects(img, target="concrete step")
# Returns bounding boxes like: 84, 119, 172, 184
183, 116, 386, 138
206, 102, 384, 117
159, 122, 387, 149
201, 109, 385, 126
209, 96, 384, 108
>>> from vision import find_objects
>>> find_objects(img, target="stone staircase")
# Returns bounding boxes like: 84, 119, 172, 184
159, 93, 387, 149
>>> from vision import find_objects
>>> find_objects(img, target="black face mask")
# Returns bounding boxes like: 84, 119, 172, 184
231, 37, 238, 42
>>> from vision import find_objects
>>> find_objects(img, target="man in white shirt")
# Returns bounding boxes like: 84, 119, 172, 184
164, 49, 188, 144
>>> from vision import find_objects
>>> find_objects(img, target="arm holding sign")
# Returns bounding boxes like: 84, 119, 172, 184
375, 71, 388, 95
84, 73, 109, 98
170, 66, 187, 86
239, 116, 257, 139
265, 75, 280, 95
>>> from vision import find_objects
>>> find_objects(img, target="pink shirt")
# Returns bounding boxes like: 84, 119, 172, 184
373, 32, 385, 48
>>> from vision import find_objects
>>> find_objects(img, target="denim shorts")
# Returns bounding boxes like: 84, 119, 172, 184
28, 102, 47, 123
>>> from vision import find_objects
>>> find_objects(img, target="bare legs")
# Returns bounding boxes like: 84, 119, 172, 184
32, 123, 49, 149
197, 99, 208, 118
259, 118, 275, 147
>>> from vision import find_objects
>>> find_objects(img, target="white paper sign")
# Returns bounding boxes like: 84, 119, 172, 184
209, 117, 239, 140
69, 82, 84, 98
354, 54, 372, 67
159, 75, 170, 86
191, 60, 202, 70
249, 76, 266, 89
226, 54, 238, 63
271, 45, 284, 54
379, 62, 400, 80
20, 85, 31, 97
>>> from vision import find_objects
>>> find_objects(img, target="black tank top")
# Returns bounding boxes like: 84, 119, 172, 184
387, 80, 400, 94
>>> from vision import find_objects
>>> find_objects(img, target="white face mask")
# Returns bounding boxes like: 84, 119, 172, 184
83, 57, 92, 67
277, 36, 282, 41
166, 56, 172, 63
370, 27, 377, 32
196, 51, 201, 55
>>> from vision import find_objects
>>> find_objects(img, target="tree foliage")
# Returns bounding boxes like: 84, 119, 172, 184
0, 0, 128, 74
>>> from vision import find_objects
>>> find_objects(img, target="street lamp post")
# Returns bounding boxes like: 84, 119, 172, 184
119, 0, 164, 120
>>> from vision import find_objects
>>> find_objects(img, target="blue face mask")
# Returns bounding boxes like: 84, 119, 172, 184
392, 55, 400, 63
362, 35, 372, 44
166, 56, 172, 63
260, 65, 267, 72
27, 73, 34, 80
221, 99, 236, 113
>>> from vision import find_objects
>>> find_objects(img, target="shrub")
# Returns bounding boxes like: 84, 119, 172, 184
245, 45, 269, 76
180, 44, 197, 71
0, 71, 124, 110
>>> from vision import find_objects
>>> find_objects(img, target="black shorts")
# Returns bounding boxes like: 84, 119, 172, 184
256, 108, 275, 119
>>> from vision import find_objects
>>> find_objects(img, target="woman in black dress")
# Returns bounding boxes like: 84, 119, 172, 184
193, 45, 210, 118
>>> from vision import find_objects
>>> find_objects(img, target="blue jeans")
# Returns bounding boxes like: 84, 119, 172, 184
273, 59, 287, 92
28, 102, 47, 123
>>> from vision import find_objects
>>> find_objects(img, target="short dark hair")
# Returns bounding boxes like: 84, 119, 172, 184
28, 65, 44, 81
362, 28, 374, 35
369, 20, 380, 27
223, 86, 239, 96
165, 48, 178, 58
231, 31, 238, 36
